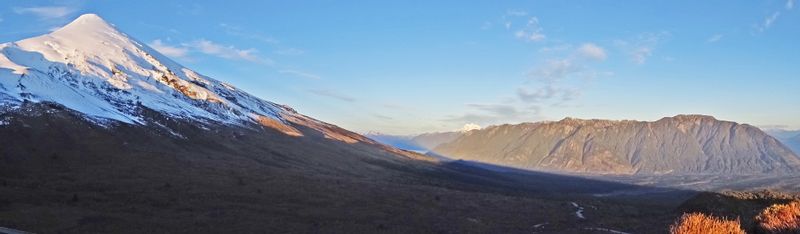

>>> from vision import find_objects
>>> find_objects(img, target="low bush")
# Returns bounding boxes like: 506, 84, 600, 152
755, 200, 800, 234
670, 212, 745, 234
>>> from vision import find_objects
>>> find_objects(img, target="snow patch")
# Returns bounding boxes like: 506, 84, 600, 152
460, 123, 481, 132
570, 202, 586, 219
0, 226, 34, 234
532, 222, 548, 229
0, 14, 304, 131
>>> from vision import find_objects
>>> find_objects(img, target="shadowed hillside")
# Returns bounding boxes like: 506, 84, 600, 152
0, 102, 692, 233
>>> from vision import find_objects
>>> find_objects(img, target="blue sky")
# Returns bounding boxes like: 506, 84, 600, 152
1, 0, 798, 134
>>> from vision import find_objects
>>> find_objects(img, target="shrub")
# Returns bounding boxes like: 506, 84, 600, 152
755, 200, 800, 234
670, 213, 745, 234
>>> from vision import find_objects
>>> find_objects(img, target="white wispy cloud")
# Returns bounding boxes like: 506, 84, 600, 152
275, 48, 305, 56
219, 23, 305, 58
753, 0, 794, 33
631, 47, 652, 64
539, 44, 572, 53
615, 31, 670, 65
480, 21, 493, 30
148, 39, 189, 58
444, 103, 537, 124
308, 89, 356, 102
517, 85, 580, 103
578, 43, 607, 61
506, 9, 528, 17
460, 123, 482, 132
147, 39, 270, 64
757, 12, 781, 32
494, 9, 546, 41
518, 43, 611, 109
529, 59, 583, 81
279, 70, 321, 80
219, 23, 279, 45
707, 34, 724, 43
184, 39, 270, 63
13, 6, 76, 20
373, 114, 393, 120
514, 17, 546, 42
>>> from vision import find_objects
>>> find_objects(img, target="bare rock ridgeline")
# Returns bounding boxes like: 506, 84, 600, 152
432, 115, 800, 175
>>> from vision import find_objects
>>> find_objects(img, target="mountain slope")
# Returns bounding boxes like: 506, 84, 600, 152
0, 14, 374, 145
0, 14, 689, 234
3, 13, 797, 234
433, 115, 800, 175
2, 102, 691, 233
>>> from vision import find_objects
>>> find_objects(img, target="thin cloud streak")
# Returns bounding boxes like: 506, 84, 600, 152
279, 70, 321, 80
184, 39, 271, 64
308, 89, 356, 102
13, 6, 76, 20
707, 34, 723, 43
578, 43, 607, 61
757, 12, 781, 32
148, 39, 189, 58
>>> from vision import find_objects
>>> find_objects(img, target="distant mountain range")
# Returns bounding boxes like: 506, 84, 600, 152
764, 129, 800, 154
364, 131, 463, 152
426, 115, 799, 175
2, 13, 799, 233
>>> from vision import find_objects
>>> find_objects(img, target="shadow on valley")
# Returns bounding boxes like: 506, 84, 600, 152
0, 102, 740, 234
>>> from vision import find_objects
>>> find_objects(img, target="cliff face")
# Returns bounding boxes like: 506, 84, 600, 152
433, 115, 800, 175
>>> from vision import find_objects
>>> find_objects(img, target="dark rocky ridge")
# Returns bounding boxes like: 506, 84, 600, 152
433, 115, 800, 175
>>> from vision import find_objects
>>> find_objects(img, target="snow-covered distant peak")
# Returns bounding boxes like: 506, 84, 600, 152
18, 14, 137, 66
459, 123, 481, 132
0, 13, 294, 128
54, 13, 115, 35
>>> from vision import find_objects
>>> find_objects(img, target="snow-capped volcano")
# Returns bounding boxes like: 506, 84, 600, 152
0, 14, 320, 136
